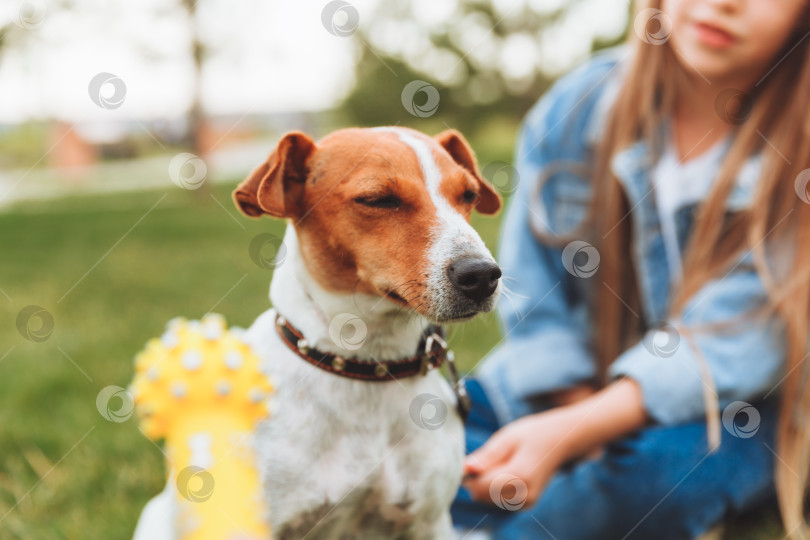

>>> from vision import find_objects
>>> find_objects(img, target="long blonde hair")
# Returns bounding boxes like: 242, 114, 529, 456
546, 1, 810, 535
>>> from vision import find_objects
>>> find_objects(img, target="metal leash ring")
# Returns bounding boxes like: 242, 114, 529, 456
423, 332, 470, 421
444, 350, 471, 422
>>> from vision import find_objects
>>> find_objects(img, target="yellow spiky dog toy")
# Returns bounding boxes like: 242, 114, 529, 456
130, 313, 273, 540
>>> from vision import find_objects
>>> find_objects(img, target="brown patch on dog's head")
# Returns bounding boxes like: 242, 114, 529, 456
433, 129, 501, 215
233, 127, 501, 320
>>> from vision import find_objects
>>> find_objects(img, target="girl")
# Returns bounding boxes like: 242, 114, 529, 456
451, 0, 810, 539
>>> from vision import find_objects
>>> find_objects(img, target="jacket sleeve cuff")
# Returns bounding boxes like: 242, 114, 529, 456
607, 337, 706, 425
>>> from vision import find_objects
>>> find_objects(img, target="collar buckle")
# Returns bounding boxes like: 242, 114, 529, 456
421, 332, 447, 375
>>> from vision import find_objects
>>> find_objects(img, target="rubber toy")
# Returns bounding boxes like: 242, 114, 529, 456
130, 313, 273, 540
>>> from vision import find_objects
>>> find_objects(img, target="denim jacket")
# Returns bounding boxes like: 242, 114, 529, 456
476, 47, 786, 427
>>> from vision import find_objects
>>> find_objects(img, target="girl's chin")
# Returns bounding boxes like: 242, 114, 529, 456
671, 42, 744, 81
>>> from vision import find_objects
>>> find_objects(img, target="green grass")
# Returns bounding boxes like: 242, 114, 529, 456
0, 183, 783, 538
0, 182, 506, 538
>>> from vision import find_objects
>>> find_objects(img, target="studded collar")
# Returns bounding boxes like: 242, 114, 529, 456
274, 311, 472, 420
274, 312, 449, 381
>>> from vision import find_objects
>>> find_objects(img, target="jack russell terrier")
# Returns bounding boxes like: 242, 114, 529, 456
134, 126, 502, 539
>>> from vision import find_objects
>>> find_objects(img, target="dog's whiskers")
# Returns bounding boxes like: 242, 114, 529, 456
497, 277, 525, 320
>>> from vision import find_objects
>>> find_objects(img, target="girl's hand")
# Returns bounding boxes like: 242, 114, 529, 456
461, 409, 573, 509
461, 378, 647, 510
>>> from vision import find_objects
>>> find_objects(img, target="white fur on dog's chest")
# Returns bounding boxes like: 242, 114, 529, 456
246, 309, 465, 539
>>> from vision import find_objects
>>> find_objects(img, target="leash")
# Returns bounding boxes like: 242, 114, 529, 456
274, 312, 471, 421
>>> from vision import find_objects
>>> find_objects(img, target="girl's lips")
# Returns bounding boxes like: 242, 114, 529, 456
692, 21, 737, 48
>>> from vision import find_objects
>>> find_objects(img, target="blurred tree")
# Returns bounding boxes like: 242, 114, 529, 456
144, 0, 207, 157
180, 0, 205, 157
340, 0, 627, 137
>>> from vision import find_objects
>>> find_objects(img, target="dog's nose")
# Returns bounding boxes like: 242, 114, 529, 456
448, 258, 501, 302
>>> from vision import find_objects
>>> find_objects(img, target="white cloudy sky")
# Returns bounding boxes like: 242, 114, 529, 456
0, 0, 628, 124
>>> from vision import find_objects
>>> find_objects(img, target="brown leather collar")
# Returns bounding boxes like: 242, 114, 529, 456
274, 312, 448, 381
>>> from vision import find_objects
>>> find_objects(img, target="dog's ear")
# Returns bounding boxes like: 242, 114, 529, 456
233, 132, 316, 218
434, 129, 501, 215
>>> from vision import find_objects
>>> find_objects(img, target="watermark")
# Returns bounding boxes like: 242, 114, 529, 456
88, 72, 127, 110
642, 322, 680, 358
408, 393, 448, 430
561, 240, 600, 278
489, 473, 528, 511
722, 401, 761, 438
248, 233, 287, 269
401, 80, 440, 118
96, 385, 135, 422
176, 465, 215, 502
714, 89, 753, 126
168, 153, 207, 190
321, 0, 359, 37
9, 0, 46, 29
16, 305, 54, 342
794, 169, 810, 204
482, 161, 520, 196
633, 8, 673, 45
328, 313, 367, 351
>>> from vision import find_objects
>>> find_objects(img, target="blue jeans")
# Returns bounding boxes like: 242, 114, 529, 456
451, 377, 780, 540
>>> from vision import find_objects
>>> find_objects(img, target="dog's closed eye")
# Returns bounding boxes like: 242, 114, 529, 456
354, 194, 402, 209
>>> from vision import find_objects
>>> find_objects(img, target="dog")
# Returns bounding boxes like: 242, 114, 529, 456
134, 126, 502, 539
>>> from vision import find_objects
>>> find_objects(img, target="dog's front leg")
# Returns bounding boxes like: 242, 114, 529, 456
133, 480, 176, 540
416, 511, 457, 540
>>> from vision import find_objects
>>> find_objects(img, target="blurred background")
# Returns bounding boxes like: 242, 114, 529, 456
0, 0, 782, 537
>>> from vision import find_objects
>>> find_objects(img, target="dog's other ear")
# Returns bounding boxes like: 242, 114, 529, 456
434, 129, 501, 215
233, 132, 316, 218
